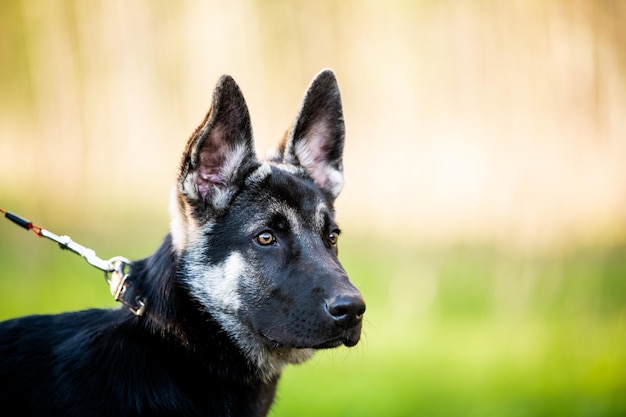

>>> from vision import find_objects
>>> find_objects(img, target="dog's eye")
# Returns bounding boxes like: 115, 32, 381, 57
255, 232, 276, 246
328, 231, 339, 246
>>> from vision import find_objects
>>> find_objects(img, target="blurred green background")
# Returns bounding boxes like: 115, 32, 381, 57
1, 1, 626, 416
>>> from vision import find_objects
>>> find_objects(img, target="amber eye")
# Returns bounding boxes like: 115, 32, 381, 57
328, 231, 339, 246
255, 232, 276, 246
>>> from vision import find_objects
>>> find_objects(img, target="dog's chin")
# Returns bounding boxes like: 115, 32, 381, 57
260, 332, 360, 350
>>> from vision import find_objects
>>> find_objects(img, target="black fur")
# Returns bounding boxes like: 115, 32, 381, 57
0, 235, 277, 417
0, 69, 364, 416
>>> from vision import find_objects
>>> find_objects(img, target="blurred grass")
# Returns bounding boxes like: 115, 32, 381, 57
272, 238, 626, 417
1, 224, 624, 416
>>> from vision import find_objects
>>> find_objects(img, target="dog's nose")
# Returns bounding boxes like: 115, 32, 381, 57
326, 294, 366, 329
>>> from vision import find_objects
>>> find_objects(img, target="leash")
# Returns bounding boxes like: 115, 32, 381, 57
1, 208, 146, 316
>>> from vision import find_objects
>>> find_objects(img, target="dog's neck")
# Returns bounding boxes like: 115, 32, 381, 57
128, 234, 269, 385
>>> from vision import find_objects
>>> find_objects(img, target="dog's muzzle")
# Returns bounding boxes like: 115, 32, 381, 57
259, 291, 365, 350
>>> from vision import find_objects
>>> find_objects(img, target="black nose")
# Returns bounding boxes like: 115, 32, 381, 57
326, 294, 366, 329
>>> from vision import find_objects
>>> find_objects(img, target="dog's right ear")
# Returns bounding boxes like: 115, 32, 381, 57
178, 75, 258, 211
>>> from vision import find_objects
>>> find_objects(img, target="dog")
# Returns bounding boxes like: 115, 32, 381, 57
0, 69, 365, 416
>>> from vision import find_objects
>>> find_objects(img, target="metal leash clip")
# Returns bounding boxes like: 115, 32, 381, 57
106, 257, 146, 316
1, 209, 146, 316
41, 230, 114, 272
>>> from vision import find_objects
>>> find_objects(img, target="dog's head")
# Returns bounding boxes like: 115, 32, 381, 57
170, 69, 365, 378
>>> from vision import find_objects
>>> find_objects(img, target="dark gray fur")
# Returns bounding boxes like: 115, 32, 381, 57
0, 69, 365, 417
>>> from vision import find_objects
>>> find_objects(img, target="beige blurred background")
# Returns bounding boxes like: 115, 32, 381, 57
1, 0, 626, 250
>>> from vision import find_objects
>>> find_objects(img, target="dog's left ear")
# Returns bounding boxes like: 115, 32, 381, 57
279, 69, 345, 200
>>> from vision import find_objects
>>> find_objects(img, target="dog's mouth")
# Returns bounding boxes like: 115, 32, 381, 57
260, 330, 360, 350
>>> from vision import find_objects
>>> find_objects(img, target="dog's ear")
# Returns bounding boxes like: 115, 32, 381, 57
179, 75, 258, 210
279, 69, 345, 200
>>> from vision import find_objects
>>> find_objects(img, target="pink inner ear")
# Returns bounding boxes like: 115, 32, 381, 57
301, 123, 332, 165
294, 124, 342, 193
197, 148, 226, 198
